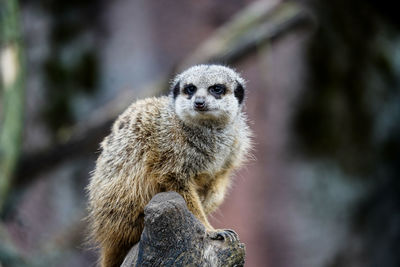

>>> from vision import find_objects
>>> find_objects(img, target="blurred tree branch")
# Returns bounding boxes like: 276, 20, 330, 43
11, 1, 311, 200
0, 0, 25, 211
179, 1, 311, 70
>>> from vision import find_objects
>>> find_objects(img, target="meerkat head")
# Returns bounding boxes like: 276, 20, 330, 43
170, 64, 246, 126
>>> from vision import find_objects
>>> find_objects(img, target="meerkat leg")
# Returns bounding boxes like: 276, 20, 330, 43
202, 171, 231, 215
197, 172, 241, 243
100, 243, 130, 267
181, 188, 239, 242
178, 184, 215, 231
98, 216, 143, 267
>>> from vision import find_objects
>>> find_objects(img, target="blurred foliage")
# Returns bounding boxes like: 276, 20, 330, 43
0, 1, 26, 266
295, 0, 378, 176
42, 51, 99, 131
0, 0, 25, 211
293, 0, 400, 266
0, 229, 26, 267
294, 0, 400, 183
36, 0, 102, 136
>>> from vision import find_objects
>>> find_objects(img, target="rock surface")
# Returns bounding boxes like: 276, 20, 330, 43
121, 191, 245, 267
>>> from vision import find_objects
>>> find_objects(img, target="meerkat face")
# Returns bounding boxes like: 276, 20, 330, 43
171, 65, 246, 126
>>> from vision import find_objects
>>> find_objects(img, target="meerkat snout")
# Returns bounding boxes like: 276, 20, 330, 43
194, 96, 206, 110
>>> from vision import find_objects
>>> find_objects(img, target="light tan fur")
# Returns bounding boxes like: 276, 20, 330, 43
87, 65, 252, 267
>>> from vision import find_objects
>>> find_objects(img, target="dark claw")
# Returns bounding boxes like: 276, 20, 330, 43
209, 229, 239, 243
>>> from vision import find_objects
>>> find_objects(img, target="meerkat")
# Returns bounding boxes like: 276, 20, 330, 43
87, 64, 252, 267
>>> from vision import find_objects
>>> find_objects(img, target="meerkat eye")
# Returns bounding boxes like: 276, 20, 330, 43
184, 84, 197, 95
209, 84, 226, 96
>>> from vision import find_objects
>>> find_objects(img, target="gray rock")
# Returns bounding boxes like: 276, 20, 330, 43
121, 191, 245, 267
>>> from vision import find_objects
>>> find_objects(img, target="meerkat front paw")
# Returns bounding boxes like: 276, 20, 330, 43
208, 229, 239, 243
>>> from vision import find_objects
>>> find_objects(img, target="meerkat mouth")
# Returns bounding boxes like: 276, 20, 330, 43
193, 103, 211, 111
194, 107, 209, 112
195, 107, 219, 114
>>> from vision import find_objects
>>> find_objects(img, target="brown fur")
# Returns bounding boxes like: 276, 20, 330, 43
87, 65, 252, 267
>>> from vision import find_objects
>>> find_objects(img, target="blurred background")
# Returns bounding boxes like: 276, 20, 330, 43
1, 0, 399, 266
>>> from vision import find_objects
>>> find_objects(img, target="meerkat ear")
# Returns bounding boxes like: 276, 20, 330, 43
234, 81, 245, 104
172, 81, 180, 99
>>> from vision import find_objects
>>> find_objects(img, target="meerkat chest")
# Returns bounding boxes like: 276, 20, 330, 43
208, 139, 233, 172
186, 129, 236, 175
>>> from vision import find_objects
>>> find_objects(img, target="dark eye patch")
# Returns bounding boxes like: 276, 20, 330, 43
172, 82, 180, 99
184, 84, 197, 96
234, 81, 244, 104
208, 84, 226, 98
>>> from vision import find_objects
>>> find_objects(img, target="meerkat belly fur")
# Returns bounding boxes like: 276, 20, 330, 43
87, 65, 252, 267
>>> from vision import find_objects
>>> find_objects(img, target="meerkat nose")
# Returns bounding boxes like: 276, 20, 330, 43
194, 97, 206, 110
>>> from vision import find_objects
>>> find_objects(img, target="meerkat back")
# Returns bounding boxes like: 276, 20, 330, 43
87, 64, 252, 267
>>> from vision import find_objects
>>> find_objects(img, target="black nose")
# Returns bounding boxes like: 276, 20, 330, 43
194, 98, 206, 109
